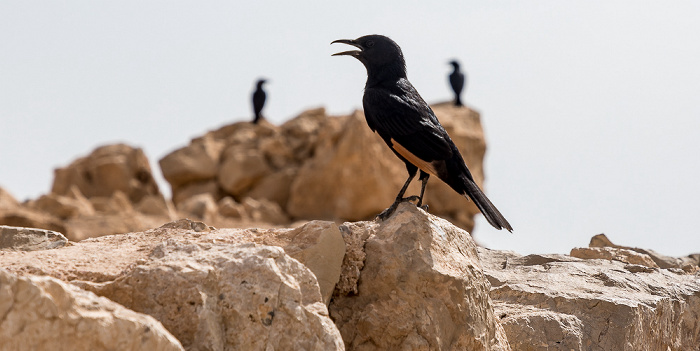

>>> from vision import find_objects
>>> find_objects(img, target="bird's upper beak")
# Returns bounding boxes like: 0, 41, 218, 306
331, 39, 362, 57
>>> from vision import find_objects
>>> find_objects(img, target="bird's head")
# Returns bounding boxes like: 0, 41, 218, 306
448, 60, 460, 70
255, 79, 267, 88
332, 35, 406, 79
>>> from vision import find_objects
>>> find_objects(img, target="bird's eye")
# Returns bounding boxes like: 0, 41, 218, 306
365, 40, 375, 48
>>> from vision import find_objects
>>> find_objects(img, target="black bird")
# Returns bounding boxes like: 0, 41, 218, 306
448, 60, 466, 107
332, 35, 512, 231
251, 79, 267, 124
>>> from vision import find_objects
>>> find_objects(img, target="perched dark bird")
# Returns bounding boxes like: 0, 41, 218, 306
332, 35, 512, 231
251, 79, 267, 124
448, 60, 466, 107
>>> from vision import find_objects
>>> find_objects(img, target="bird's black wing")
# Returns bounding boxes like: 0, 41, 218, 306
363, 78, 453, 162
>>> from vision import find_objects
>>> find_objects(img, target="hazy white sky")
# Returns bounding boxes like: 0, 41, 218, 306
2, 1, 699, 256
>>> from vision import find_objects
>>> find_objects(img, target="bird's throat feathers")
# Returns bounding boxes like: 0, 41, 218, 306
364, 59, 407, 87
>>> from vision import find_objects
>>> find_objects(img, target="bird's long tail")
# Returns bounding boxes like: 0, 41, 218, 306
462, 175, 512, 232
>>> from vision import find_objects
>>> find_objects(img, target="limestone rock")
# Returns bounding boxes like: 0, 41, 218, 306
247, 167, 297, 208
329, 203, 510, 350
30, 192, 95, 219
0, 187, 19, 210
135, 194, 177, 218
176, 193, 218, 222
218, 196, 246, 219
159, 104, 488, 231
89, 243, 343, 350
479, 247, 700, 350
0, 225, 68, 251
240, 197, 289, 224
0, 206, 67, 234
570, 246, 659, 268
0, 269, 183, 351
494, 302, 584, 351
218, 147, 271, 196
287, 111, 406, 220
0, 219, 346, 350
589, 233, 699, 270
264, 220, 346, 305
52, 144, 162, 204
158, 135, 224, 189
171, 179, 221, 206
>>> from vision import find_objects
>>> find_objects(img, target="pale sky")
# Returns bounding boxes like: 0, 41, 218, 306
2, 1, 699, 256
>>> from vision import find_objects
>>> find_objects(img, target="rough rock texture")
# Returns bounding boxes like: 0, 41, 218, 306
330, 203, 510, 351
479, 247, 700, 351
589, 233, 699, 271
495, 302, 584, 351
570, 246, 659, 268
159, 104, 487, 232
0, 225, 68, 251
88, 243, 343, 350
0, 219, 345, 350
0, 269, 183, 351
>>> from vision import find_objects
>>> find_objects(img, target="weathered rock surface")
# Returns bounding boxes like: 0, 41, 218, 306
52, 144, 161, 204
330, 203, 510, 350
589, 233, 699, 271
0, 219, 345, 350
479, 247, 700, 350
159, 104, 488, 232
0, 269, 183, 351
0, 225, 68, 251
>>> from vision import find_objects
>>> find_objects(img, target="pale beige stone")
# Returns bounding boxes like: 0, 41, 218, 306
479, 247, 700, 350
88, 243, 343, 350
171, 179, 221, 206
51, 144, 161, 204
176, 193, 218, 222
218, 147, 271, 196
589, 233, 700, 270
0, 225, 68, 251
30, 192, 95, 219
0, 219, 346, 350
329, 203, 510, 350
0, 187, 20, 210
246, 167, 297, 208
570, 246, 659, 268
158, 135, 224, 188
494, 302, 584, 351
0, 269, 183, 351
240, 197, 289, 224
265, 220, 345, 305
218, 196, 246, 219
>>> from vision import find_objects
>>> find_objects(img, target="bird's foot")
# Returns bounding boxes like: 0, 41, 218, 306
376, 196, 421, 221
419, 204, 429, 211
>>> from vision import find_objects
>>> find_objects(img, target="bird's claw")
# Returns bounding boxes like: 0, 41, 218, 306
376, 196, 425, 221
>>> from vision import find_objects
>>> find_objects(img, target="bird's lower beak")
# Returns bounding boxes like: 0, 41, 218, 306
331, 39, 362, 57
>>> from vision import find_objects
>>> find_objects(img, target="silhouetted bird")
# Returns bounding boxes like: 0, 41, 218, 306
332, 35, 512, 231
448, 60, 466, 106
252, 79, 267, 124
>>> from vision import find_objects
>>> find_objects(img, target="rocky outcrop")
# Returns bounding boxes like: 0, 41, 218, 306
0, 269, 183, 351
330, 203, 510, 350
0, 219, 346, 350
160, 104, 488, 232
2, 206, 700, 350
51, 144, 161, 204
479, 247, 700, 350
0, 225, 68, 251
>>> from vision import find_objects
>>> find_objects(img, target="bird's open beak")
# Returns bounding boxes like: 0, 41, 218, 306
331, 39, 362, 57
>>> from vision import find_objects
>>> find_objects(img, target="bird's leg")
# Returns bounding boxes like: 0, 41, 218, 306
376, 169, 418, 220
416, 171, 430, 211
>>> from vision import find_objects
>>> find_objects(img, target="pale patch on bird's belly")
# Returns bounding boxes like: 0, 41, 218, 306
390, 138, 439, 176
